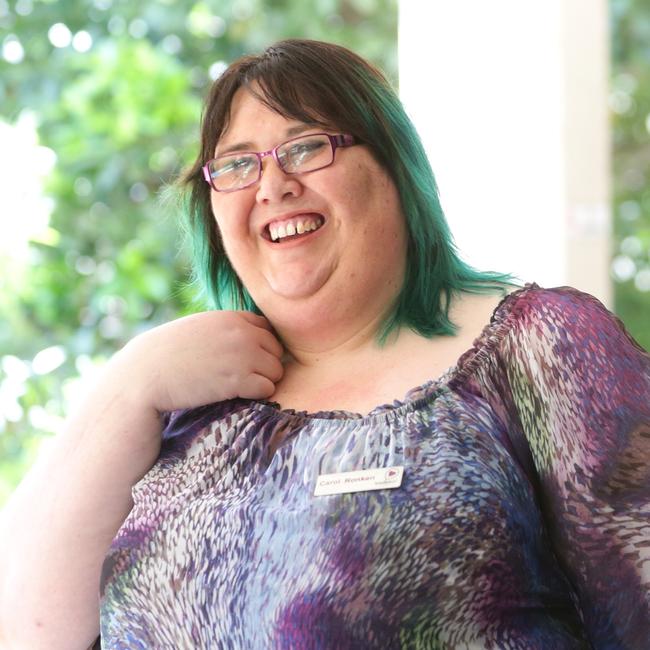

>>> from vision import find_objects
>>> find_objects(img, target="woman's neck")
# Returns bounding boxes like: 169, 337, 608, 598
266, 290, 508, 415
273, 309, 396, 370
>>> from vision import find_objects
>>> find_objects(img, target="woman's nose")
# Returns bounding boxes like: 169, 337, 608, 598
255, 156, 302, 204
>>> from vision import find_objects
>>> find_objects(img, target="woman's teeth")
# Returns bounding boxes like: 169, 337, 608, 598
269, 216, 323, 242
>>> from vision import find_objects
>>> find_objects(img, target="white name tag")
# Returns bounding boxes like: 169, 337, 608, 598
313, 466, 404, 496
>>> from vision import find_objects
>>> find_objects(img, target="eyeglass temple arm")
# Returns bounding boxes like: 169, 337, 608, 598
332, 134, 356, 147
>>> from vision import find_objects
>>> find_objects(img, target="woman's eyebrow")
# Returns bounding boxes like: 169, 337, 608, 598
216, 124, 323, 156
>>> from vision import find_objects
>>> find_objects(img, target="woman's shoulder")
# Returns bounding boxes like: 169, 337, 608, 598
489, 282, 619, 337
448, 282, 601, 342
498, 282, 606, 313
490, 282, 648, 370
453, 282, 647, 384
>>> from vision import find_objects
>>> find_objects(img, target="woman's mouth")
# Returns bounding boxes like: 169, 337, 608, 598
265, 214, 325, 243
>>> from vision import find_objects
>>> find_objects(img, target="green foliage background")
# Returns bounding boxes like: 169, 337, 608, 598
0, 0, 398, 504
0, 0, 648, 506
611, 0, 650, 348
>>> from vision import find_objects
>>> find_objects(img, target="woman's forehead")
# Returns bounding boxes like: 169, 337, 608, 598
216, 88, 332, 153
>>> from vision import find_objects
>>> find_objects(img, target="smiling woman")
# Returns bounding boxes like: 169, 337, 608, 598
207, 85, 409, 340
1, 39, 649, 650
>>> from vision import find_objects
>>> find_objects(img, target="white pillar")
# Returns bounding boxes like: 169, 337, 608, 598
398, 0, 611, 305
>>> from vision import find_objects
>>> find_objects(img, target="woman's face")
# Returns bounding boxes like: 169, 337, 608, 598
209, 86, 408, 335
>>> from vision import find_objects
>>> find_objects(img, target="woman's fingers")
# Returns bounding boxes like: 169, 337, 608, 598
238, 311, 273, 330
240, 313, 284, 358
238, 374, 277, 400
128, 309, 286, 411
257, 328, 284, 359
255, 349, 285, 383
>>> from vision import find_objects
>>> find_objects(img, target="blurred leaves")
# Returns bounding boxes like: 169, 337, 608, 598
0, 0, 397, 503
610, 0, 650, 350
2, 0, 648, 505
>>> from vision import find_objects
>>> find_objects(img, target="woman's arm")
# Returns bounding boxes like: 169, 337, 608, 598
0, 344, 162, 649
472, 286, 650, 648
0, 310, 283, 650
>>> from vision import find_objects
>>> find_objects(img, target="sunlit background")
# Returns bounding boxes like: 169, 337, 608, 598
0, 0, 648, 505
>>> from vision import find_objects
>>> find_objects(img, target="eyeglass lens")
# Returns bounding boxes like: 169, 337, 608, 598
207, 134, 335, 191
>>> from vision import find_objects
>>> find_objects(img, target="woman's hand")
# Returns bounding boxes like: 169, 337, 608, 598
124, 310, 285, 413
0, 310, 284, 650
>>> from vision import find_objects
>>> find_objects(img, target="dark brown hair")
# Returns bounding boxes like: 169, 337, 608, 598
180, 39, 514, 337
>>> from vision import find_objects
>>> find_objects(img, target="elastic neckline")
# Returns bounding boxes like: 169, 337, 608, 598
249, 283, 538, 424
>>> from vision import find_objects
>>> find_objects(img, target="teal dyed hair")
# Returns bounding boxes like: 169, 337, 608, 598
180, 39, 517, 338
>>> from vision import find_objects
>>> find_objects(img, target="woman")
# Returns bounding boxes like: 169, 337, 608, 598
1, 39, 648, 649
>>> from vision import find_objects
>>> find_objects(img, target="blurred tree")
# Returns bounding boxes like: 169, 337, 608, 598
1, 0, 648, 505
610, 0, 650, 350
0, 0, 398, 504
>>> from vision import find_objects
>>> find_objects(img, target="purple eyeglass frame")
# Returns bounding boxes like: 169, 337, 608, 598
202, 133, 357, 193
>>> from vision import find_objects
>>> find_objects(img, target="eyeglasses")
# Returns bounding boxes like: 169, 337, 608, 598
202, 133, 357, 193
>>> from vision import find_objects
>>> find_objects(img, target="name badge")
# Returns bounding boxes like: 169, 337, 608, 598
314, 466, 404, 496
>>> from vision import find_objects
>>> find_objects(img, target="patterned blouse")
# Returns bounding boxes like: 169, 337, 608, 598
99, 284, 650, 649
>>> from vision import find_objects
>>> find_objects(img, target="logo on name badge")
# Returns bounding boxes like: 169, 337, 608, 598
314, 465, 404, 496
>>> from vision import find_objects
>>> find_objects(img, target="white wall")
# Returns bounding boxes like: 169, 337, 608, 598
399, 0, 611, 304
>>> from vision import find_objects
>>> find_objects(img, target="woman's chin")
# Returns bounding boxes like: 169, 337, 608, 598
265, 283, 323, 302
263, 273, 331, 302
254, 278, 336, 329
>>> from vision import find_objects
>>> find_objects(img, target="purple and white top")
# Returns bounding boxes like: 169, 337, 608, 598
99, 284, 650, 649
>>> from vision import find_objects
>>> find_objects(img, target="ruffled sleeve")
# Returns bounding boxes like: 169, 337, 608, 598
466, 285, 650, 648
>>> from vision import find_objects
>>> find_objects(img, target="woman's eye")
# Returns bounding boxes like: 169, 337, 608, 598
233, 157, 255, 170
291, 142, 324, 156
219, 156, 255, 175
